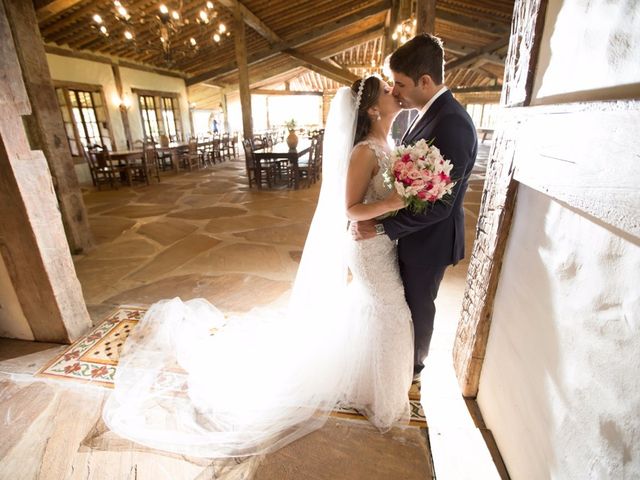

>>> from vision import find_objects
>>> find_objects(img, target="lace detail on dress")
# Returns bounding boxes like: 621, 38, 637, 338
343, 137, 414, 430
353, 139, 392, 206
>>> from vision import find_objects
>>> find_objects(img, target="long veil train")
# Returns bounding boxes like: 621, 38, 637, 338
102, 87, 397, 459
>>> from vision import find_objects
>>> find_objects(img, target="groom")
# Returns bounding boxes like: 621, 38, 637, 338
352, 34, 477, 377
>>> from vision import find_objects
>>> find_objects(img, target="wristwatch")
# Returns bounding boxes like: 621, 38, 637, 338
375, 223, 385, 236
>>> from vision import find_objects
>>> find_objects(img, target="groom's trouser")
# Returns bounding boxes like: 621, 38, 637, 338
399, 261, 448, 371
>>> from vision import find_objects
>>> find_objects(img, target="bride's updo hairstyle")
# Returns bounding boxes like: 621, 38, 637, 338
351, 76, 381, 146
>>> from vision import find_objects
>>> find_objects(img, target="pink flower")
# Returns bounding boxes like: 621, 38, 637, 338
401, 153, 412, 163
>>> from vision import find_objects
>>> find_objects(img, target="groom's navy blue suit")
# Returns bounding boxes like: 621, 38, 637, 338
381, 90, 477, 371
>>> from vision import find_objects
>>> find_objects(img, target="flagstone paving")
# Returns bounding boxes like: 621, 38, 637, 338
73, 160, 317, 318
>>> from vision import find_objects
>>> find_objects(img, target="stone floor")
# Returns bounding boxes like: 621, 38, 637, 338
75, 160, 317, 322
0, 144, 498, 479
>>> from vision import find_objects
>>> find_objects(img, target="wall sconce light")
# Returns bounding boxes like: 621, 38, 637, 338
115, 94, 132, 112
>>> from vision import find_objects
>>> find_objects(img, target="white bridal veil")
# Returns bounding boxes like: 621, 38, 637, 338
102, 87, 362, 459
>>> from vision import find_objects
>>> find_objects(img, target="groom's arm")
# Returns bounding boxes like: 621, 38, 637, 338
381, 114, 475, 241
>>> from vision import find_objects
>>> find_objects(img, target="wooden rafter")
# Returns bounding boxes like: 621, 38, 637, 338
36, 0, 83, 23
283, 48, 359, 85
446, 35, 511, 71
437, 9, 511, 36
217, 0, 281, 45
186, 1, 390, 85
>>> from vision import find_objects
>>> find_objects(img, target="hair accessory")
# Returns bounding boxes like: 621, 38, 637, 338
355, 76, 367, 110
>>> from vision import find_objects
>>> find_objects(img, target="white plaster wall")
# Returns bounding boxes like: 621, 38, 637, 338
45, 54, 191, 152
0, 255, 33, 340
120, 67, 191, 142
46, 54, 126, 150
475, 1, 640, 477
477, 186, 640, 478
532, 0, 640, 104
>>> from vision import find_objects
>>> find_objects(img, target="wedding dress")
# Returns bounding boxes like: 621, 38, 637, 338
103, 87, 414, 460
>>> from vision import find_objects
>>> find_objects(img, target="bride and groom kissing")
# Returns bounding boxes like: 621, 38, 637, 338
103, 33, 478, 461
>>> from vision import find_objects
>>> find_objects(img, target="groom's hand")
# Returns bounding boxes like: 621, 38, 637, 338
350, 219, 377, 241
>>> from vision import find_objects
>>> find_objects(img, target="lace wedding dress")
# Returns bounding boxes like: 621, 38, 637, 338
343, 139, 414, 429
103, 89, 414, 461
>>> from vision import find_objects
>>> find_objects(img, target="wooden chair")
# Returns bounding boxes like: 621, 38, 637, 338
242, 138, 275, 189
297, 137, 319, 187
211, 138, 223, 164
143, 144, 161, 183
84, 146, 118, 190
179, 138, 202, 171
156, 134, 174, 171
231, 132, 239, 159
221, 133, 232, 162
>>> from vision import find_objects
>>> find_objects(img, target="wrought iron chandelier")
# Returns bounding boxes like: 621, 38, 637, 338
91, 1, 230, 66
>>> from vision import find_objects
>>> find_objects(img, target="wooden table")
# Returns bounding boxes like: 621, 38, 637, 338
108, 149, 144, 186
156, 142, 190, 173
254, 139, 312, 189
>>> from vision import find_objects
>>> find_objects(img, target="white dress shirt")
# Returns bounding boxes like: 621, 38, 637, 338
406, 86, 449, 136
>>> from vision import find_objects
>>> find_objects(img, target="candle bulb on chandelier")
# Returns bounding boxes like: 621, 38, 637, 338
92, 14, 102, 24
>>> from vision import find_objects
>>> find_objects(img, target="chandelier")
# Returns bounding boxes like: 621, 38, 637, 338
91, 1, 231, 66
392, 16, 417, 45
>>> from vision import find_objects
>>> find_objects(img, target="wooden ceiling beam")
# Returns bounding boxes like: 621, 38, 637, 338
251, 89, 322, 96
445, 35, 510, 71
436, 9, 511, 36
450, 85, 502, 93
216, 0, 282, 45
186, 1, 390, 85
36, 0, 84, 23
43, 44, 186, 78
283, 48, 359, 85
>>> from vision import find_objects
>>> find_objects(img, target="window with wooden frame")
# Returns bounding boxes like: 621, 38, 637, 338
134, 89, 183, 143
55, 82, 115, 157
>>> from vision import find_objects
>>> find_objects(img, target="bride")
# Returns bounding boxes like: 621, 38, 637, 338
103, 76, 414, 461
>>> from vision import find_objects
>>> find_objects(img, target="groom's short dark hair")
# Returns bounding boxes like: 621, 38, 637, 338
390, 34, 444, 85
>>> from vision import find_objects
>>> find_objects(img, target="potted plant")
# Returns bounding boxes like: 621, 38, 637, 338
285, 118, 298, 150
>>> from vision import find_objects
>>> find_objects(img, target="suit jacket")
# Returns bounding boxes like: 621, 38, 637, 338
382, 90, 477, 267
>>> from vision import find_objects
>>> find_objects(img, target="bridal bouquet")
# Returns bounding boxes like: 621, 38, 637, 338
384, 139, 456, 214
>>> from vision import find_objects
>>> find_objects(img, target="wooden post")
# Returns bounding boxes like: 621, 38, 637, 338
4, 0, 92, 254
384, 0, 399, 58
111, 64, 133, 149
416, 0, 436, 35
453, 0, 549, 397
0, 0, 91, 343
233, 4, 253, 140
222, 91, 230, 133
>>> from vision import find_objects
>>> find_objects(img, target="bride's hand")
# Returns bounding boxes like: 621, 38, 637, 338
384, 190, 405, 211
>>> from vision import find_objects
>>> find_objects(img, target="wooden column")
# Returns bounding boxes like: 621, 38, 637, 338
222, 91, 230, 133
384, 0, 399, 57
0, 0, 91, 343
416, 0, 436, 35
111, 65, 133, 149
4, 0, 92, 254
233, 5, 253, 140
453, 0, 549, 397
